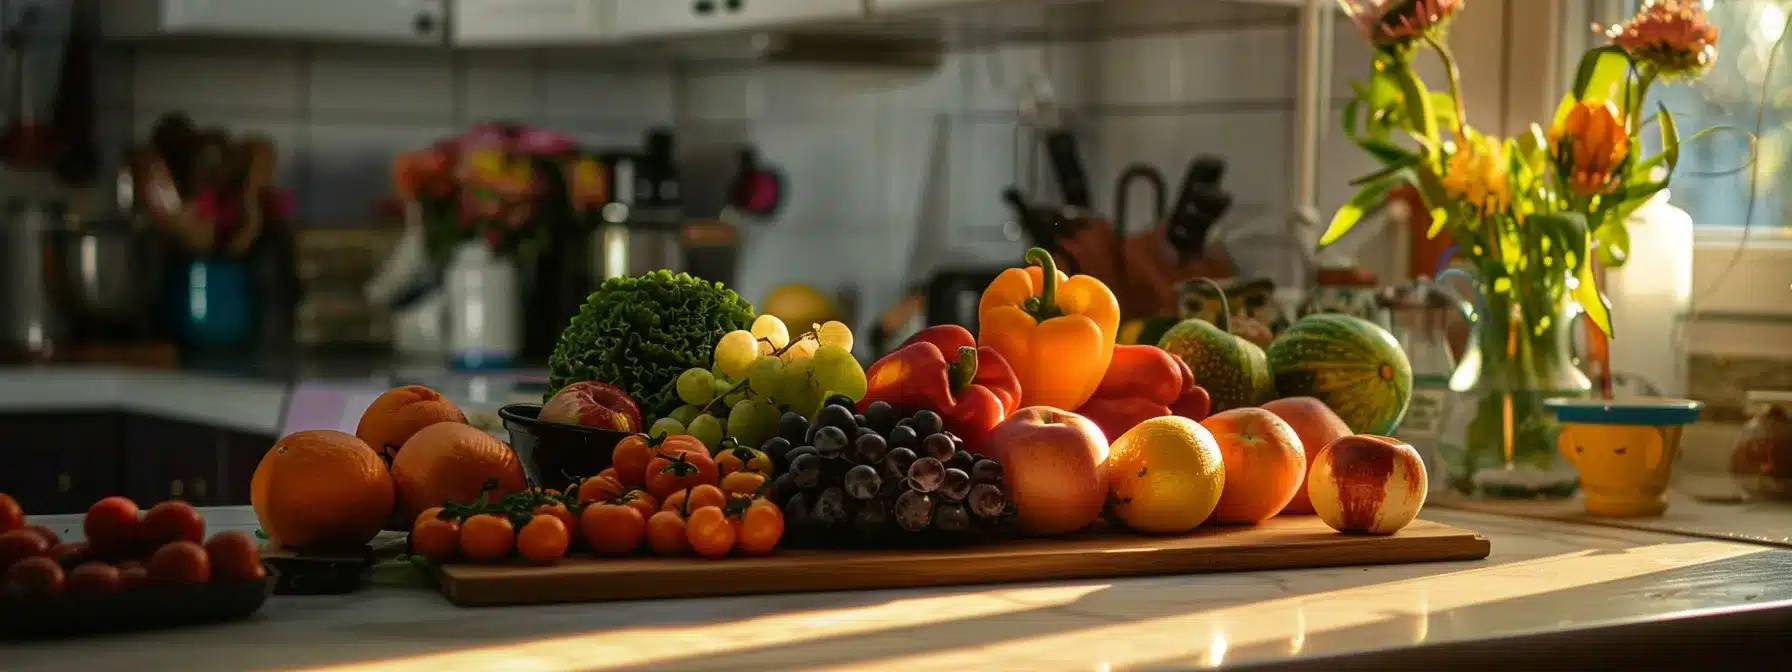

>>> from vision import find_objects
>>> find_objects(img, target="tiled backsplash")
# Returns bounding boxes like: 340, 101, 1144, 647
103, 5, 1500, 332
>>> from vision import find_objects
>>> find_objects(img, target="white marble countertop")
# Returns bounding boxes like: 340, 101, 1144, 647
9, 507, 1790, 671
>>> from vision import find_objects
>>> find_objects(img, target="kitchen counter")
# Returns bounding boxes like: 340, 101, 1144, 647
9, 508, 1792, 671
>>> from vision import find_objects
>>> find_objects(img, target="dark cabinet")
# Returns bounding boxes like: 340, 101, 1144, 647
0, 412, 275, 514
0, 413, 124, 514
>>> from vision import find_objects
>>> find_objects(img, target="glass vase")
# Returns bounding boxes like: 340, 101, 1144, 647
1439, 288, 1592, 499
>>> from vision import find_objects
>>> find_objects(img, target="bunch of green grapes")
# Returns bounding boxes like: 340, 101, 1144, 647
665, 315, 868, 453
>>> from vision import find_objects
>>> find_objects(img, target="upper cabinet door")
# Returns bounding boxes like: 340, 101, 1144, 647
869, 0, 992, 12
453, 0, 607, 45
610, 0, 865, 40
106, 0, 446, 43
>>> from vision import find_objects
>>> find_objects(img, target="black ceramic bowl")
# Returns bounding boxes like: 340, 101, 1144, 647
499, 403, 629, 491
0, 564, 277, 639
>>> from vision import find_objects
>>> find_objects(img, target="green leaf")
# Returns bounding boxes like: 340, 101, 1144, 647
1574, 246, 1614, 338
1350, 155, 1420, 186
1555, 45, 1639, 128
1593, 221, 1632, 267
1430, 91, 1459, 130
1528, 211, 1590, 269
1654, 101, 1681, 170
1321, 174, 1403, 247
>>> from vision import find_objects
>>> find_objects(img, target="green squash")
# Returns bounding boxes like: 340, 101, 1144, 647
1155, 280, 1273, 412
1266, 313, 1414, 435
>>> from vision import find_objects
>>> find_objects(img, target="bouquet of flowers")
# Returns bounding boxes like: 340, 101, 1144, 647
392, 123, 601, 260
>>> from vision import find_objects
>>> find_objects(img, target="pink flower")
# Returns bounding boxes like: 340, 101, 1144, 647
1341, 0, 1463, 46
1603, 0, 1719, 78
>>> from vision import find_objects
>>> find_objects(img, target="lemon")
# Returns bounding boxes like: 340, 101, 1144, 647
1108, 416, 1226, 534
763, 283, 836, 331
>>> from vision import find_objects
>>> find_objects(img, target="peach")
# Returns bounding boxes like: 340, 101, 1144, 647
356, 386, 466, 457
982, 407, 1111, 536
1307, 434, 1428, 535
1260, 397, 1352, 515
1199, 408, 1305, 524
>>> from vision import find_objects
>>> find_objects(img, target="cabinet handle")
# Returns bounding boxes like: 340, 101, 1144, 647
414, 12, 437, 35
58, 473, 72, 493
694, 1, 716, 15
724, 0, 743, 10
193, 477, 209, 499
170, 480, 185, 498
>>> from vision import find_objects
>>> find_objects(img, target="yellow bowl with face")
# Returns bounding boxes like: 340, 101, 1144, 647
1545, 398, 1704, 517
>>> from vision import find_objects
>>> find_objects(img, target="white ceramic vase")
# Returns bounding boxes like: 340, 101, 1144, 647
445, 241, 521, 370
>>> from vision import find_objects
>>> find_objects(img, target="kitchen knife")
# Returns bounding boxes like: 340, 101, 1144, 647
1041, 129, 1092, 209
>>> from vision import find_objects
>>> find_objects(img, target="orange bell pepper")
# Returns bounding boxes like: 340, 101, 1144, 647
977, 247, 1120, 411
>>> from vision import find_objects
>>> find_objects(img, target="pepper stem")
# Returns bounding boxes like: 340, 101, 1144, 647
1021, 247, 1065, 321
948, 346, 980, 392
1190, 277, 1232, 332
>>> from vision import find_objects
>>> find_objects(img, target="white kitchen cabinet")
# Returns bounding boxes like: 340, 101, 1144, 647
100, 0, 445, 43
609, 0, 865, 40
453, 0, 607, 45
869, 0, 995, 12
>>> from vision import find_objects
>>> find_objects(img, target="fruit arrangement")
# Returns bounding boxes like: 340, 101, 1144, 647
765, 397, 1015, 547
1, 494, 266, 599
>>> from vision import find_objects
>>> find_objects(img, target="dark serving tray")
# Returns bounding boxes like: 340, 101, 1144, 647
0, 566, 278, 639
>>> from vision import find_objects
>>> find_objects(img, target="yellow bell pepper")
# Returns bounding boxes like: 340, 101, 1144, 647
977, 248, 1121, 411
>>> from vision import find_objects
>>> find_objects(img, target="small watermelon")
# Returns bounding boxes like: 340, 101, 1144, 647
1157, 318, 1273, 412
1265, 313, 1413, 435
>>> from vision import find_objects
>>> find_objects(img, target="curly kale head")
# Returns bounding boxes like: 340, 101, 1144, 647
547, 270, 755, 418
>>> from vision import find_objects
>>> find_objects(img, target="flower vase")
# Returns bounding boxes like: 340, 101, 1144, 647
445, 241, 521, 370
1439, 287, 1592, 499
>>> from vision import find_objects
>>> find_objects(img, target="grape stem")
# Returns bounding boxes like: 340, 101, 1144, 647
1020, 247, 1065, 322
948, 346, 979, 393
760, 330, 818, 359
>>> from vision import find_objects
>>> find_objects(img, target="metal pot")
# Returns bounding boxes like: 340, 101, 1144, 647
41, 216, 162, 334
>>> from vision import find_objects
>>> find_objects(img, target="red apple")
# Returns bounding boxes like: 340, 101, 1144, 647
539, 381, 643, 433
1199, 408, 1305, 524
1307, 434, 1428, 535
1260, 397, 1352, 515
982, 407, 1110, 536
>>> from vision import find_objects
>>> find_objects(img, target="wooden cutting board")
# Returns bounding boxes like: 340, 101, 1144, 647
435, 517, 1489, 607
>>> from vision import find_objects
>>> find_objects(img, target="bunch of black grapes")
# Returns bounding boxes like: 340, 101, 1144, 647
761, 396, 1014, 547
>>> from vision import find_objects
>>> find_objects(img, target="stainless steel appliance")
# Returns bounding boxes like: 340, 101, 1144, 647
1, 197, 67, 355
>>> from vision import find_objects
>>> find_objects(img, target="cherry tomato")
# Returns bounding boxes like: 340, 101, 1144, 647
659, 434, 708, 459
615, 489, 659, 520
644, 451, 718, 501
685, 506, 736, 558
147, 541, 210, 585
517, 515, 570, 565
720, 471, 768, 498
597, 468, 619, 483
0, 493, 22, 534
577, 475, 626, 505
0, 529, 50, 574
734, 499, 785, 556
580, 503, 645, 555
50, 541, 88, 568
459, 514, 516, 563
84, 496, 141, 557
611, 434, 657, 487
29, 525, 60, 547
204, 532, 265, 582
410, 517, 462, 561
117, 560, 149, 589
142, 500, 207, 546
532, 502, 577, 540
414, 506, 448, 528
715, 445, 773, 477
4, 556, 64, 596
661, 484, 727, 515
67, 562, 123, 595
646, 510, 690, 556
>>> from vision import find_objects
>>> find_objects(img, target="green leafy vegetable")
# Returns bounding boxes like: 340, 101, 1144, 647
548, 270, 755, 418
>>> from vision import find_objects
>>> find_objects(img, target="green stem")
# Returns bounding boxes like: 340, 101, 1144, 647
1629, 68, 1658, 133
1422, 34, 1469, 142
1189, 277, 1232, 332
1021, 247, 1065, 321
948, 346, 980, 393
1388, 51, 1441, 167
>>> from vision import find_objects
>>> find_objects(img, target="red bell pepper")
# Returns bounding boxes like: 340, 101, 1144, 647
859, 328, 1020, 452
897, 325, 1021, 415
1075, 345, 1213, 442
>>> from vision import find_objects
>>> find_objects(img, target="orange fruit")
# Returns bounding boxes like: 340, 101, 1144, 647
459, 514, 515, 562
1200, 408, 1306, 524
391, 423, 527, 522
1108, 416, 1226, 534
517, 515, 570, 564
250, 430, 394, 551
356, 385, 467, 457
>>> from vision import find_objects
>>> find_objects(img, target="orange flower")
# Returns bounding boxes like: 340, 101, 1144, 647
1340, 0, 1462, 47
1549, 100, 1630, 197
1603, 0, 1719, 78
